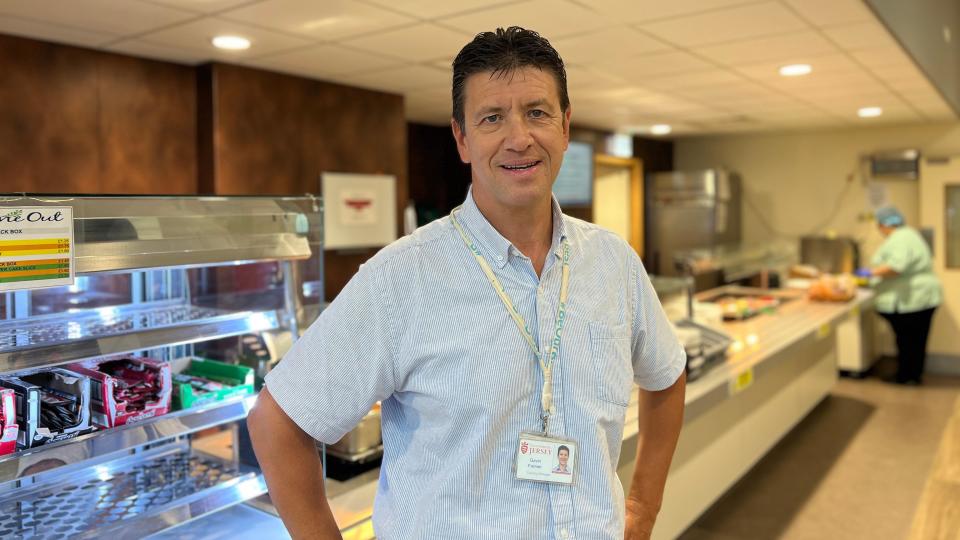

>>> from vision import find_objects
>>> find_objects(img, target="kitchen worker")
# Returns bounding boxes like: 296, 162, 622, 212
247, 26, 686, 540
863, 205, 942, 385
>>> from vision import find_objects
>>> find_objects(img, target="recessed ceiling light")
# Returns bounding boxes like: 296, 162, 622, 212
650, 124, 672, 135
779, 64, 812, 77
212, 35, 251, 51
858, 106, 883, 118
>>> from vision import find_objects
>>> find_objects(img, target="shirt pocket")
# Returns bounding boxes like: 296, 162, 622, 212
589, 321, 633, 407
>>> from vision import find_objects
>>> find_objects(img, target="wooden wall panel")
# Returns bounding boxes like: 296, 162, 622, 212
0, 34, 99, 193
0, 34, 197, 194
204, 64, 408, 300
208, 65, 305, 194
98, 53, 196, 194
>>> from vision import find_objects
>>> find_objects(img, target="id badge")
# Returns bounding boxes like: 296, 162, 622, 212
515, 432, 577, 485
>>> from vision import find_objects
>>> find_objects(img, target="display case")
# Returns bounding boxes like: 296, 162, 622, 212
0, 194, 322, 538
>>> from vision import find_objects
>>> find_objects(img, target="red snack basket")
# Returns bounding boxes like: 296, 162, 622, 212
67, 357, 172, 428
0, 388, 17, 455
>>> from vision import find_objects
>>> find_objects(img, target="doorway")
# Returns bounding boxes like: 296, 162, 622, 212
592, 155, 644, 256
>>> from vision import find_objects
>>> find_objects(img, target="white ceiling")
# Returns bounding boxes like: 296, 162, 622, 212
0, 0, 956, 136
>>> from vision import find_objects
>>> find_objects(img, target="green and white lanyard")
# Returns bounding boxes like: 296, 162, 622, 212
450, 206, 571, 434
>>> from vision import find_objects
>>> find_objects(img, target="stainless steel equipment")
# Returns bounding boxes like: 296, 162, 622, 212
800, 235, 860, 274
645, 169, 741, 288
0, 194, 323, 538
327, 407, 382, 463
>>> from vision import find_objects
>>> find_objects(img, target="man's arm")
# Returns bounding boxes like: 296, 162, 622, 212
624, 371, 686, 540
247, 387, 342, 539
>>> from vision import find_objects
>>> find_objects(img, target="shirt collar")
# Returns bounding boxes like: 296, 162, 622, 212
456, 186, 567, 269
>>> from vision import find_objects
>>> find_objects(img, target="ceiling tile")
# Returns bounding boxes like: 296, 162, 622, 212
849, 46, 916, 69
144, 0, 256, 14
361, 0, 515, 20
603, 50, 715, 80
782, 0, 874, 27
246, 43, 400, 78
105, 38, 208, 64
732, 52, 862, 83
344, 23, 472, 63
913, 100, 957, 119
641, 69, 744, 91
694, 31, 837, 66
0, 15, 116, 47
439, 0, 614, 39
585, 0, 760, 24
0, 0, 196, 37
336, 64, 450, 92
550, 26, 670, 65
139, 16, 313, 59
566, 65, 629, 94
637, 2, 808, 48
821, 21, 898, 50
222, 0, 416, 40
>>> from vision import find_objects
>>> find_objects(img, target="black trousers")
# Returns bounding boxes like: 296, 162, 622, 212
879, 308, 937, 383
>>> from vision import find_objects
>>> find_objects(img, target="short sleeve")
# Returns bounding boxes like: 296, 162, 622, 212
873, 234, 914, 273
630, 255, 686, 391
264, 263, 397, 444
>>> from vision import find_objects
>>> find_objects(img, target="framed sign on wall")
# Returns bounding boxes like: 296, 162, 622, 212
321, 172, 398, 250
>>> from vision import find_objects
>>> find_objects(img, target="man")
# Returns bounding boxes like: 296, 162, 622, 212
248, 27, 686, 540
553, 445, 571, 474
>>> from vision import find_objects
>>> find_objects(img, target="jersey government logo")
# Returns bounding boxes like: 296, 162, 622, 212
520, 441, 528, 454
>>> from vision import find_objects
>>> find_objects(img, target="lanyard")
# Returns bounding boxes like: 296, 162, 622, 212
450, 206, 571, 434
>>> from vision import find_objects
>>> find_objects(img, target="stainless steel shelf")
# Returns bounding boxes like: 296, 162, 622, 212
0, 301, 280, 373
0, 445, 266, 540
0, 395, 257, 485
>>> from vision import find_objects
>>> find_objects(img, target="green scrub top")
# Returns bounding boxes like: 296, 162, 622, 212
870, 226, 942, 314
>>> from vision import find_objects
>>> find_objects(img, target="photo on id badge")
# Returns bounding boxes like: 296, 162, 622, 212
515, 433, 577, 485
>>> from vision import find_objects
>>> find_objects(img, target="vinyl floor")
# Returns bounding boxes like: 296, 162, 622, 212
679, 361, 960, 540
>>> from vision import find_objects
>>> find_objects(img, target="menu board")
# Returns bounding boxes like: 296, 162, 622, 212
552, 141, 593, 206
0, 207, 74, 291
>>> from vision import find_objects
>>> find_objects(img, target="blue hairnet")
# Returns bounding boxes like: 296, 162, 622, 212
875, 206, 904, 227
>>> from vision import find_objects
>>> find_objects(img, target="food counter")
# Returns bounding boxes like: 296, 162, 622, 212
322, 287, 874, 539
0, 195, 322, 539
637, 288, 874, 539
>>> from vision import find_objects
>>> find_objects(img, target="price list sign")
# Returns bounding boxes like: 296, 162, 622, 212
0, 207, 74, 291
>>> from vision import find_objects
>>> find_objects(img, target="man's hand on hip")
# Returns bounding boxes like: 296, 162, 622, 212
624, 497, 656, 540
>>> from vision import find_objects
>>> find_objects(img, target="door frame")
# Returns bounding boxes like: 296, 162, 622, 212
594, 154, 644, 256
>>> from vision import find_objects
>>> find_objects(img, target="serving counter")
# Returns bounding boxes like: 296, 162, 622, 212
321, 289, 873, 539
636, 289, 874, 539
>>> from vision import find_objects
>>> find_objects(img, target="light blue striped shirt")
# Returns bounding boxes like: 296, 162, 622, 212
266, 190, 686, 539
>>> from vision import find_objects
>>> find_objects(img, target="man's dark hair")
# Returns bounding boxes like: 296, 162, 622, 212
558, 445, 569, 454
452, 26, 569, 130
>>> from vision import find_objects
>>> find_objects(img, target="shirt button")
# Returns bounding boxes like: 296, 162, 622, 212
560, 529, 569, 538
496, 255, 503, 261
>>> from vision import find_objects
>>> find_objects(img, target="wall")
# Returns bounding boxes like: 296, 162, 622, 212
0, 33, 410, 300
675, 121, 960, 357
407, 122, 471, 223
200, 63, 408, 300
0, 34, 197, 194
675, 122, 960, 259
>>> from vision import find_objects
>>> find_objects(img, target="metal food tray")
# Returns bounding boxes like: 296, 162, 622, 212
0, 445, 266, 540
0, 301, 280, 374
675, 319, 732, 382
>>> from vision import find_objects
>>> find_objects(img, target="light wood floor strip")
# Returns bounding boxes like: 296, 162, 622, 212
909, 395, 960, 540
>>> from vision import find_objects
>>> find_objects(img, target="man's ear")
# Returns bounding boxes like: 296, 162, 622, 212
561, 104, 572, 151
451, 118, 471, 164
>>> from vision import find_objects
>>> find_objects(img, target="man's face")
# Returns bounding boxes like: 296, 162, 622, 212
558, 448, 569, 466
452, 66, 571, 215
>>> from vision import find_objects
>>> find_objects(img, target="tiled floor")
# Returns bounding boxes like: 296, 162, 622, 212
679, 365, 960, 540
